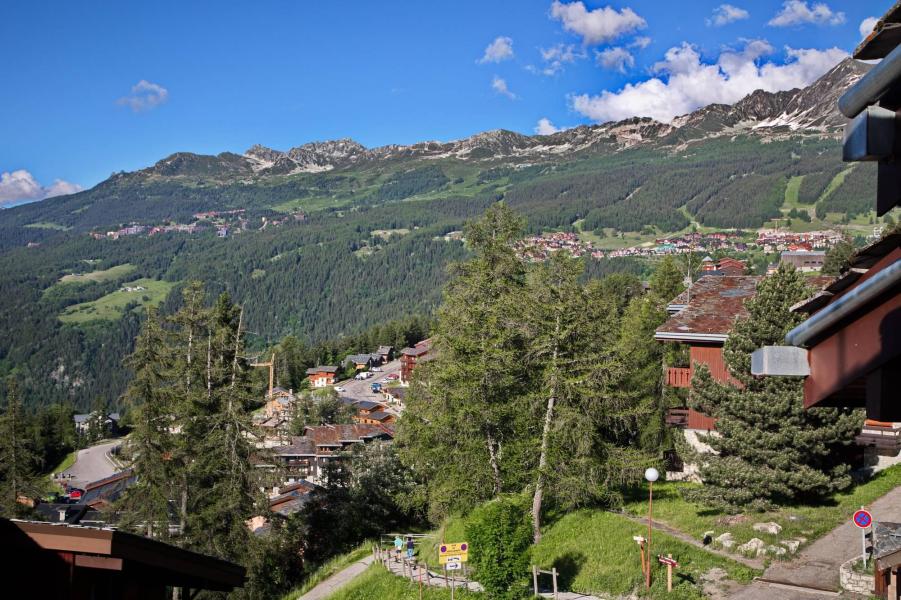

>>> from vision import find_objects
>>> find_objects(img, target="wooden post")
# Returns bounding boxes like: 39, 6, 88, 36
444, 565, 448, 589
533, 565, 539, 597
451, 570, 455, 600
552, 567, 558, 600
666, 554, 673, 593
638, 543, 647, 581
418, 561, 423, 600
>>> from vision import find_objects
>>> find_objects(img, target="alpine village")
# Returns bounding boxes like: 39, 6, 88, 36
3, 2, 901, 600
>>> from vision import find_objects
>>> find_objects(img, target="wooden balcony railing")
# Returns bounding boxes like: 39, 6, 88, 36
856, 422, 901, 451
665, 408, 690, 427
666, 367, 693, 388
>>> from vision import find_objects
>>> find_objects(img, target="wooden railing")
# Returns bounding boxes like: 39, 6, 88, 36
856, 422, 901, 451
665, 367, 692, 388
665, 408, 690, 427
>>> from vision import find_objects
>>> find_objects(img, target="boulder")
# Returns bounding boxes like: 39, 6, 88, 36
753, 522, 783, 535
767, 544, 787, 556
737, 538, 767, 557
781, 539, 802, 554
715, 532, 735, 549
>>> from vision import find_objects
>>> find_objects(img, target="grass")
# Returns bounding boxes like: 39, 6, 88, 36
42, 450, 77, 495
782, 175, 804, 208
58, 263, 136, 284
621, 465, 901, 557
59, 278, 176, 323
25, 221, 71, 231
282, 542, 374, 599
531, 509, 757, 599
818, 167, 856, 203
419, 509, 754, 600
319, 565, 480, 600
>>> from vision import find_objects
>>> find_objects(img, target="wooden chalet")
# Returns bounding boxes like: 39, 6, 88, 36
3, 518, 245, 599
377, 345, 394, 362
399, 338, 433, 384
267, 423, 394, 484
264, 387, 295, 419
875, 522, 901, 600
305, 365, 339, 388
655, 276, 761, 431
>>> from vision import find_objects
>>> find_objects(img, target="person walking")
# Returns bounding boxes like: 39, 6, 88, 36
393, 535, 403, 561
406, 536, 415, 559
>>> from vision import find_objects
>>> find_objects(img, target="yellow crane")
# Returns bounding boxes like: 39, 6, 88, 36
251, 353, 275, 397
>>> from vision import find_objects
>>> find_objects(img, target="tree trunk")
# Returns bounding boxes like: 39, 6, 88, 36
486, 430, 503, 496
532, 314, 561, 544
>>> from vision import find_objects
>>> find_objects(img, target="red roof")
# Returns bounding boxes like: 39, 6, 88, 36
656, 276, 761, 342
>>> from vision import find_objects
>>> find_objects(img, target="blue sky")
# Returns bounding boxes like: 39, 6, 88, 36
0, 1, 883, 200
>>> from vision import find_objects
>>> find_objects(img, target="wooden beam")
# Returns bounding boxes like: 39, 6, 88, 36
74, 554, 123, 571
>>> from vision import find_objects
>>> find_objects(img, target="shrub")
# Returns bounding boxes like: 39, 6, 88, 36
465, 496, 532, 599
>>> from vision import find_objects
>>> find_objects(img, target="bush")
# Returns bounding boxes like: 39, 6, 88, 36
465, 496, 532, 599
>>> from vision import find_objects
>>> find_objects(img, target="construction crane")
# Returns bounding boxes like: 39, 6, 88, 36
251, 353, 275, 397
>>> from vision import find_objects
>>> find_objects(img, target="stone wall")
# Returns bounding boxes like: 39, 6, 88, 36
839, 557, 874, 595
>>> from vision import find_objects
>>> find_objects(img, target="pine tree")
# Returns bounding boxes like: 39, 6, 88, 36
117, 308, 175, 539
0, 377, 41, 516
690, 265, 862, 509
397, 202, 530, 519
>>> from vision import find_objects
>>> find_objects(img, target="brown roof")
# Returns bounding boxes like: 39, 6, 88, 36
272, 437, 317, 456
401, 338, 433, 357
303, 423, 394, 447
657, 276, 761, 342
306, 366, 339, 375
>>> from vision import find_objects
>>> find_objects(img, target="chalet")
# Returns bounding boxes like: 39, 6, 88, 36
269, 480, 318, 516
656, 276, 761, 431
264, 387, 295, 419
780, 250, 826, 272
3, 518, 245, 598
363, 411, 396, 425
344, 353, 380, 370
382, 386, 407, 406
81, 469, 136, 509
377, 345, 394, 362
306, 365, 339, 388
875, 522, 901, 600
268, 424, 394, 484
400, 339, 433, 384
73, 411, 121, 436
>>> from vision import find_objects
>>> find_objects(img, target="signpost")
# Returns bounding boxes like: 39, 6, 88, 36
658, 554, 679, 592
445, 557, 462, 571
852, 507, 873, 568
439, 542, 469, 600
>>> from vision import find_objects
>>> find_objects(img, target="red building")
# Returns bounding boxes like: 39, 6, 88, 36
306, 365, 339, 388
655, 276, 760, 431
399, 338, 433, 384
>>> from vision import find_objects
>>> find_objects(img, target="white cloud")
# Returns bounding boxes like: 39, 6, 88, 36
708, 4, 750, 26
0, 169, 83, 203
859, 16, 879, 38
630, 36, 652, 49
479, 36, 515, 64
550, 1, 646, 46
571, 40, 848, 123
117, 80, 169, 112
768, 1, 845, 27
535, 118, 560, 135
492, 76, 517, 99
596, 47, 635, 73
535, 43, 586, 75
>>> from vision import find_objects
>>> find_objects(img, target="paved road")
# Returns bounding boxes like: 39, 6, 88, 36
298, 556, 374, 600
336, 358, 403, 409
58, 440, 122, 489
727, 484, 901, 600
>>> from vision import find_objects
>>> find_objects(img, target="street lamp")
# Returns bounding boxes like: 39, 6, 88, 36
644, 467, 659, 589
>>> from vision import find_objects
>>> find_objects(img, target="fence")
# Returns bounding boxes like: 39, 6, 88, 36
532, 565, 558, 599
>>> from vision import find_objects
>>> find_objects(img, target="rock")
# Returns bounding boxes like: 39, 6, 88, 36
781, 539, 801, 553
715, 532, 735, 549
737, 538, 767, 557
767, 544, 787, 556
753, 522, 783, 535
717, 514, 748, 526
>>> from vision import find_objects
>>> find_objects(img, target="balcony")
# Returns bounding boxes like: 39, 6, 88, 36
856, 421, 901, 452
666, 367, 693, 388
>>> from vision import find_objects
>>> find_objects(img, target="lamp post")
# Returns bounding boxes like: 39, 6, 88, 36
644, 467, 659, 589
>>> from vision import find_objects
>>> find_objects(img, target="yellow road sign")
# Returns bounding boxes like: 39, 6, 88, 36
438, 542, 469, 564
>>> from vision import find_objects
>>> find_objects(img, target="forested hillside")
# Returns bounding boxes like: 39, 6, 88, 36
0, 59, 878, 409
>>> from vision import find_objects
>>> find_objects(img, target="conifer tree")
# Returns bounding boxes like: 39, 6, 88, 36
0, 377, 41, 516
118, 308, 175, 538
690, 265, 861, 509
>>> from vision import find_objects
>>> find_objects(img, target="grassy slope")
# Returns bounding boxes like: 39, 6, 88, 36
58, 263, 136, 284
59, 278, 175, 323
418, 509, 754, 600
281, 542, 373, 600
621, 465, 901, 556
322, 565, 479, 600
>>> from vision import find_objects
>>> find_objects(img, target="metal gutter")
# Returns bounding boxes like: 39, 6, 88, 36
654, 331, 729, 343
839, 42, 901, 118
784, 259, 901, 347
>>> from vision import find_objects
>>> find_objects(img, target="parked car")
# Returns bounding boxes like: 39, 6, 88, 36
335, 386, 345, 392
371, 383, 382, 393
371, 367, 382, 372
385, 374, 399, 381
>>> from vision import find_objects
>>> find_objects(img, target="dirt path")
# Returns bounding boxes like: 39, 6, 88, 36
615, 510, 766, 570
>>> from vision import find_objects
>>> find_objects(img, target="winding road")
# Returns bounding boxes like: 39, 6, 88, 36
58, 440, 122, 489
